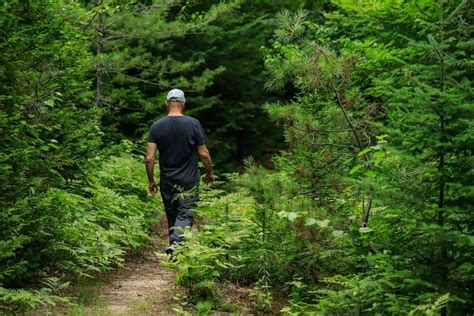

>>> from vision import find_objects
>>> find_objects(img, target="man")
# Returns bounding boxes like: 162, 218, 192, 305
145, 88, 215, 254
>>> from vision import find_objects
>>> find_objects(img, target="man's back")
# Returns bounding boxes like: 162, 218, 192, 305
148, 115, 207, 186
146, 88, 214, 253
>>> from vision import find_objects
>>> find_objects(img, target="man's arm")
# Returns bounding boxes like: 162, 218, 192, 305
146, 142, 158, 195
197, 144, 215, 184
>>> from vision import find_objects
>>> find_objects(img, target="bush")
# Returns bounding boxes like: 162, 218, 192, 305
0, 151, 161, 311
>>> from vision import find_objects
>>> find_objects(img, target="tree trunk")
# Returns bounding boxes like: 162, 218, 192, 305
95, 0, 104, 107
437, 3, 448, 314
334, 88, 373, 227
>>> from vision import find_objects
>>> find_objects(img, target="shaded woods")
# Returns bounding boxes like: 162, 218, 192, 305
0, 0, 472, 314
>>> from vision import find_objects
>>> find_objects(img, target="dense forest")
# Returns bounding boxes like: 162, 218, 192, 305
0, 0, 473, 314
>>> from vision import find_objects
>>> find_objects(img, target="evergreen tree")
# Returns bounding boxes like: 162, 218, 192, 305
261, 0, 474, 312
0, 0, 101, 205
87, 0, 237, 142
186, 0, 333, 167
367, 0, 473, 311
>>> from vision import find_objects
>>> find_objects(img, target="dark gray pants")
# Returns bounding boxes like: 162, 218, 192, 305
159, 181, 198, 245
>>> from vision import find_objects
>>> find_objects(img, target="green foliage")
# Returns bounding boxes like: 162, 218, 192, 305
92, 0, 325, 169
1, 0, 472, 314
262, 1, 472, 312
163, 189, 254, 307
0, 148, 161, 311
168, 0, 473, 314
302, 254, 449, 314
169, 167, 353, 311
0, 0, 101, 204
166, 230, 225, 307
93, 0, 237, 140
0, 286, 68, 311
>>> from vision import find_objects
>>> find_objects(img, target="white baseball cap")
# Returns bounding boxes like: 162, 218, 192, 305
166, 88, 185, 101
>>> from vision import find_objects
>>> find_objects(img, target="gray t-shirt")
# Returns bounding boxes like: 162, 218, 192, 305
148, 115, 208, 186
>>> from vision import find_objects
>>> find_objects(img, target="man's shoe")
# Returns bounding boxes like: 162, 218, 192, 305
165, 242, 178, 255
165, 245, 174, 255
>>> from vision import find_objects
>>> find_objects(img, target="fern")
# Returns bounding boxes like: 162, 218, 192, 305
0, 150, 162, 310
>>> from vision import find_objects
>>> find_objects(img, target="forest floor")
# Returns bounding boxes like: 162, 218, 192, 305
37, 215, 256, 315
94, 216, 177, 315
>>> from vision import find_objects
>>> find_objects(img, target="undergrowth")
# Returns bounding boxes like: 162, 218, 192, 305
166, 161, 467, 314
0, 143, 162, 312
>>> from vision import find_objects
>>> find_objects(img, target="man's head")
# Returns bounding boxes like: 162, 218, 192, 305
166, 89, 186, 113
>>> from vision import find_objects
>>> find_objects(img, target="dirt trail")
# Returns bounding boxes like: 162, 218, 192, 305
48, 216, 255, 315
98, 217, 179, 315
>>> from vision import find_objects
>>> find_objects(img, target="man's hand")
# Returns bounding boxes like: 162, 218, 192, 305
149, 181, 158, 195
146, 142, 158, 195
204, 172, 215, 185
198, 144, 215, 185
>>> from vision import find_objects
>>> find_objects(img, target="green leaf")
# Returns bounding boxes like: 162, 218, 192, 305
316, 219, 330, 228
305, 217, 318, 226
357, 148, 372, 157
287, 212, 298, 222
468, 235, 474, 246
359, 227, 374, 233
44, 99, 54, 107
349, 164, 363, 175
365, 170, 377, 177
372, 151, 385, 159
196, 300, 213, 312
